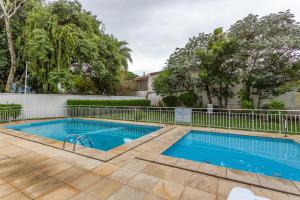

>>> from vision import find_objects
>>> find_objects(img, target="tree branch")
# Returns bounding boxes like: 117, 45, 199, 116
8, 0, 26, 19
0, 0, 8, 18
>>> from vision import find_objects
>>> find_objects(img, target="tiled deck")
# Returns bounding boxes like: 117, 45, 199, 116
0, 119, 299, 200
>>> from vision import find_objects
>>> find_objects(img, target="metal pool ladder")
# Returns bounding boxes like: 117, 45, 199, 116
63, 134, 93, 151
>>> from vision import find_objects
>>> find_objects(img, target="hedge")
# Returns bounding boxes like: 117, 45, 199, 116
0, 104, 22, 119
179, 92, 198, 107
67, 99, 151, 107
162, 96, 179, 107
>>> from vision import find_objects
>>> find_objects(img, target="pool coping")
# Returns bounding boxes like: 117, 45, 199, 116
136, 126, 300, 197
0, 118, 175, 162
1, 118, 300, 196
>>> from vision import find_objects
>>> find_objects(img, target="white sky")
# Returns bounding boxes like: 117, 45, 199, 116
78, 0, 300, 75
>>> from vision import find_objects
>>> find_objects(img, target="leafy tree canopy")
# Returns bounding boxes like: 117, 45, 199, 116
0, 0, 132, 94
154, 10, 300, 108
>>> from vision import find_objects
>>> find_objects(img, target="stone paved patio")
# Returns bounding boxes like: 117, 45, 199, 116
0, 121, 299, 200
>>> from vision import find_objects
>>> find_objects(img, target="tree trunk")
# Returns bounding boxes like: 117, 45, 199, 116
205, 85, 213, 105
257, 90, 262, 109
218, 84, 223, 108
4, 16, 17, 92
224, 85, 229, 108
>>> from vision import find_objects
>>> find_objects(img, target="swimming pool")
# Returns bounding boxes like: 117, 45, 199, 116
6, 118, 161, 151
163, 130, 300, 182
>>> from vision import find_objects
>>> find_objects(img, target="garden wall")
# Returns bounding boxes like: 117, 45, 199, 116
0, 93, 145, 118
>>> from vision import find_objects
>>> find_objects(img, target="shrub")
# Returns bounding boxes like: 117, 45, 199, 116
67, 99, 151, 107
240, 100, 254, 109
179, 92, 198, 107
265, 100, 285, 116
0, 104, 22, 119
162, 96, 179, 107
266, 100, 285, 110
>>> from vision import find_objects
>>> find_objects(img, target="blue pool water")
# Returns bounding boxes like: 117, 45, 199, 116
6, 118, 161, 151
163, 130, 300, 182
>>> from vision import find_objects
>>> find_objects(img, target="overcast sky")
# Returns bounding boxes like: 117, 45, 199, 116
78, 0, 300, 75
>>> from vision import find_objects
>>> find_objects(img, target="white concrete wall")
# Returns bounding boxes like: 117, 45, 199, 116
0, 93, 145, 118
258, 91, 300, 110
134, 91, 148, 97
200, 84, 243, 109
147, 73, 159, 92
200, 84, 300, 110
148, 92, 162, 106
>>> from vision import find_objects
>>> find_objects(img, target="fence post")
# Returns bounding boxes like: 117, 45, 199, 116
22, 106, 25, 120
208, 110, 211, 128
160, 108, 162, 124
97, 107, 99, 119
279, 111, 282, 133
229, 110, 231, 130
147, 107, 149, 122
284, 119, 288, 137
9, 107, 11, 122
252, 110, 254, 131
173, 108, 176, 125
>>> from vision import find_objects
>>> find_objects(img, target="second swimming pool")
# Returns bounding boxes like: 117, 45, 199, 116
163, 130, 300, 182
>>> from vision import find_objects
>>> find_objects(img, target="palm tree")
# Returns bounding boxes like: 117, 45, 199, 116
117, 40, 132, 71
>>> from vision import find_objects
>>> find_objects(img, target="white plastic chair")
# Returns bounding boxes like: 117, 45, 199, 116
227, 187, 270, 200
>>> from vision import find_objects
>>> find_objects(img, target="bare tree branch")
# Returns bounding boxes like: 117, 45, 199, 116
8, 0, 26, 19
0, 0, 26, 19
0, 0, 8, 17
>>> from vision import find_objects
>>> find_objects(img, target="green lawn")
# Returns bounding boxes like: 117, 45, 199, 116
70, 108, 300, 134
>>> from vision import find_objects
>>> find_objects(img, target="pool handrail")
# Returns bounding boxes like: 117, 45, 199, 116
76, 135, 93, 150
62, 134, 79, 150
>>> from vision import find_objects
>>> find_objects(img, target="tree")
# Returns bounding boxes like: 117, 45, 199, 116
116, 40, 132, 71
197, 28, 240, 107
0, 0, 133, 95
154, 10, 300, 108
0, 0, 27, 92
17, 0, 133, 94
229, 10, 300, 108
152, 70, 175, 96
153, 33, 208, 97
0, 28, 9, 91
115, 70, 137, 95
48, 69, 74, 93
155, 28, 240, 107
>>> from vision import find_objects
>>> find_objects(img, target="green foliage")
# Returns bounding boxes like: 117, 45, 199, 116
153, 33, 210, 97
197, 28, 240, 107
152, 70, 176, 96
240, 100, 254, 109
48, 69, 74, 93
0, 104, 22, 119
162, 96, 179, 107
230, 10, 300, 108
154, 10, 300, 109
0, 104, 22, 109
266, 100, 285, 110
0, 0, 132, 95
238, 88, 253, 108
67, 99, 151, 107
0, 30, 9, 92
115, 70, 137, 95
126, 71, 138, 80
179, 92, 198, 107
156, 28, 240, 108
